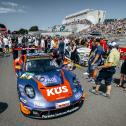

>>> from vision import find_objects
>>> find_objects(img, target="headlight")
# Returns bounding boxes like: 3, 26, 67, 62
73, 78, 80, 93
25, 85, 35, 98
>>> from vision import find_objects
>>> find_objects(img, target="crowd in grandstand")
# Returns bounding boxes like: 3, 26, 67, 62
81, 18, 126, 37
65, 19, 92, 26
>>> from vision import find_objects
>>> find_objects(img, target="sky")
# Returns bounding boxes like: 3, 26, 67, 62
0, 0, 126, 31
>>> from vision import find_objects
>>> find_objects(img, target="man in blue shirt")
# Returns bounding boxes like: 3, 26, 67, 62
88, 38, 104, 83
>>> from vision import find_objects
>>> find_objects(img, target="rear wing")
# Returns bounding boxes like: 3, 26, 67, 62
12, 47, 44, 60
13, 47, 43, 51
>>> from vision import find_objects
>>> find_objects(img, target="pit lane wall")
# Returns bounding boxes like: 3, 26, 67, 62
40, 31, 72, 37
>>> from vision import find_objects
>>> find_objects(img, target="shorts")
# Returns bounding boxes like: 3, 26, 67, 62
5, 45, 9, 48
95, 67, 116, 85
121, 61, 126, 75
0, 48, 3, 52
88, 61, 99, 73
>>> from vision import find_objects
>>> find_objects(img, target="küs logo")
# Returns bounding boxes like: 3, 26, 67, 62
47, 86, 68, 96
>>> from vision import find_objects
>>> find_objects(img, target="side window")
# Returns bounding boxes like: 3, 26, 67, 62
26, 61, 32, 71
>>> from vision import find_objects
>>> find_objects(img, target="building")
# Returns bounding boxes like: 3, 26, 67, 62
62, 9, 106, 25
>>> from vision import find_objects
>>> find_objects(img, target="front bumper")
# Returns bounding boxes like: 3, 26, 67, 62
20, 97, 84, 119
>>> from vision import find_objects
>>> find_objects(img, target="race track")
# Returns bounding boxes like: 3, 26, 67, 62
0, 55, 126, 126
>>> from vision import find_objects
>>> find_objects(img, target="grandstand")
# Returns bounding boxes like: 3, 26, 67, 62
46, 9, 106, 34
62, 9, 106, 25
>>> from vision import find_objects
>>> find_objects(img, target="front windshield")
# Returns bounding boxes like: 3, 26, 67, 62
26, 59, 59, 73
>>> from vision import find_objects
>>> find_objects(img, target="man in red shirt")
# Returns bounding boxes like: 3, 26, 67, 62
100, 38, 107, 51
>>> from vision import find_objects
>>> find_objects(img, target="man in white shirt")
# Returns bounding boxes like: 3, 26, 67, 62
3, 36, 9, 53
40, 37, 45, 51
50, 38, 55, 50
18, 35, 23, 45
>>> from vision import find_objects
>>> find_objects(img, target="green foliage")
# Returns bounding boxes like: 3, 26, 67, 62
18, 28, 28, 35
8, 30, 11, 34
29, 26, 39, 31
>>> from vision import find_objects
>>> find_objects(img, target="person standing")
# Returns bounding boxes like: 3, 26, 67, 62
58, 37, 65, 62
40, 36, 45, 52
70, 41, 78, 63
0, 36, 3, 54
90, 42, 120, 98
3, 36, 9, 53
116, 59, 126, 91
88, 38, 104, 83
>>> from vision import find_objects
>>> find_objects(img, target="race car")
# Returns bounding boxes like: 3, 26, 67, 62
77, 47, 91, 66
14, 52, 85, 119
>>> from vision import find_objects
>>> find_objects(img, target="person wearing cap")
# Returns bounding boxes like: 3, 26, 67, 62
90, 41, 120, 98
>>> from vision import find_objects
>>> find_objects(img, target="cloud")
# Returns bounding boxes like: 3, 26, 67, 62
1, 1, 18, 7
0, 1, 26, 14
17, 9, 26, 13
0, 7, 16, 13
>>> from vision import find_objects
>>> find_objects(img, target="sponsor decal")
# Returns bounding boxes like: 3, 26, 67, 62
21, 92, 25, 96
34, 101, 45, 107
18, 85, 25, 92
75, 92, 82, 99
36, 76, 58, 83
41, 106, 79, 118
20, 73, 34, 79
20, 97, 27, 104
45, 77, 57, 84
56, 101, 70, 109
35, 75, 45, 82
36, 70, 73, 102
47, 86, 68, 96
40, 77, 45, 82
19, 84, 24, 89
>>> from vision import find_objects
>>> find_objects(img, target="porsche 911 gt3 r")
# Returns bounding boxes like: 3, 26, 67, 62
14, 52, 85, 119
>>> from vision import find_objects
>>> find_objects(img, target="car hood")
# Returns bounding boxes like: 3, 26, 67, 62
20, 70, 73, 102
20, 70, 62, 86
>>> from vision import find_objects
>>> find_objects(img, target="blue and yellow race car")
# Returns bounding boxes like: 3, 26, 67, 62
14, 52, 85, 119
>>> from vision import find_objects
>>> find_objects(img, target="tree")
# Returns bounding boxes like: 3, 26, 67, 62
8, 30, 11, 34
18, 28, 28, 35
29, 26, 39, 31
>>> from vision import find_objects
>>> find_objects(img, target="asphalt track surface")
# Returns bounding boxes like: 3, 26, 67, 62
0, 55, 126, 126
